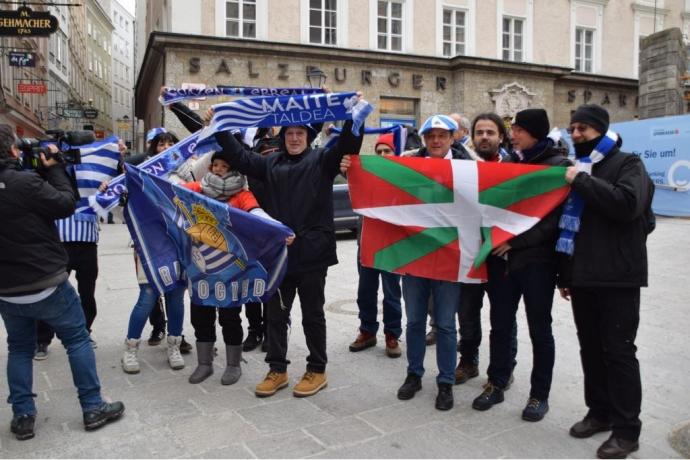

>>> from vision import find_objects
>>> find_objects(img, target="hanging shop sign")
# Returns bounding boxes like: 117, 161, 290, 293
17, 82, 47, 94
8, 51, 35, 67
0, 6, 59, 37
83, 108, 99, 119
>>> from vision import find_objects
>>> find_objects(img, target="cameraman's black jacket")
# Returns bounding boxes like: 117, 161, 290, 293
0, 159, 77, 295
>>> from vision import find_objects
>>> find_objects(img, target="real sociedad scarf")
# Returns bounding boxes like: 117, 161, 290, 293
160, 86, 324, 105
556, 130, 618, 255
324, 125, 407, 155
193, 91, 373, 155
89, 132, 200, 216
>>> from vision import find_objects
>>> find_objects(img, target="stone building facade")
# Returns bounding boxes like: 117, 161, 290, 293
136, 32, 638, 151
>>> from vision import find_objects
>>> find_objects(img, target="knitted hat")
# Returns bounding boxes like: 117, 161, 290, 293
211, 150, 233, 166
375, 133, 395, 152
146, 127, 167, 143
419, 115, 458, 135
512, 108, 550, 140
570, 104, 610, 135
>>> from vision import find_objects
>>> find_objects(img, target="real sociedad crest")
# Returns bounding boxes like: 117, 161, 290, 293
173, 197, 247, 275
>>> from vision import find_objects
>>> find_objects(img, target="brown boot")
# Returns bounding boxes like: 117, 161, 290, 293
348, 329, 376, 352
454, 362, 479, 384
255, 370, 288, 397
384, 333, 401, 358
293, 371, 328, 397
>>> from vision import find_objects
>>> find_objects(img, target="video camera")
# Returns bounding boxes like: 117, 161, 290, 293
17, 130, 95, 170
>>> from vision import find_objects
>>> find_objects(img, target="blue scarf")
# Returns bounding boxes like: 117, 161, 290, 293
160, 86, 324, 105
193, 91, 373, 155
556, 130, 618, 255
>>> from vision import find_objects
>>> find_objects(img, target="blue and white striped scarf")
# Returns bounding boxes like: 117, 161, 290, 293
193, 91, 373, 155
323, 125, 407, 155
556, 130, 618, 255
69, 135, 120, 220
159, 86, 324, 105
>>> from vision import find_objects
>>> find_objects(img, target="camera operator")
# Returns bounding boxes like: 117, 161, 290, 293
0, 124, 124, 440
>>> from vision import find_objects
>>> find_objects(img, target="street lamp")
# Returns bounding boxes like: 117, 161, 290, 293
306, 66, 327, 88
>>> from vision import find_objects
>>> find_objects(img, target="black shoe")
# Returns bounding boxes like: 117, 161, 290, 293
148, 329, 165, 346
83, 401, 125, 431
570, 417, 613, 438
596, 436, 639, 459
472, 382, 504, 411
397, 373, 422, 400
425, 330, 437, 346
10, 414, 35, 440
243, 332, 263, 352
522, 398, 549, 422
179, 336, 192, 354
34, 343, 49, 361
435, 383, 454, 411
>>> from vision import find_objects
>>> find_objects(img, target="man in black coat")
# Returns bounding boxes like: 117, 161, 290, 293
559, 104, 653, 459
472, 108, 571, 422
214, 114, 363, 398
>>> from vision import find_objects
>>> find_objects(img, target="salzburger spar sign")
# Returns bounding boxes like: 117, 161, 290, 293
0, 6, 58, 37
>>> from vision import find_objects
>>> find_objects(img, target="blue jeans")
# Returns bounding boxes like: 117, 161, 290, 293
402, 275, 460, 385
127, 284, 186, 339
486, 259, 556, 400
0, 281, 103, 416
356, 260, 402, 338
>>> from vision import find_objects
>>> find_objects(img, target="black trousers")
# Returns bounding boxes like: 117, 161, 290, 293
190, 304, 243, 345
245, 302, 264, 335
265, 268, 327, 373
571, 286, 642, 441
37, 242, 98, 344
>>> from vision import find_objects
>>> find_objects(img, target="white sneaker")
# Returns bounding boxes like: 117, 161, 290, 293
121, 338, 140, 374
166, 335, 185, 370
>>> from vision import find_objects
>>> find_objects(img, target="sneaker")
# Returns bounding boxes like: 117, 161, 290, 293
425, 330, 437, 346
255, 370, 289, 397
83, 401, 125, 431
34, 343, 48, 361
166, 336, 185, 370
349, 329, 376, 352
435, 383, 454, 411
293, 371, 328, 397
148, 329, 165, 346
472, 382, 504, 411
384, 333, 401, 358
397, 373, 422, 400
522, 398, 549, 422
179, 336, 193, 354
121, 338, 140, 374
242, 332, 263, 352
454, 362, 479, 384
10, 414, 35, 441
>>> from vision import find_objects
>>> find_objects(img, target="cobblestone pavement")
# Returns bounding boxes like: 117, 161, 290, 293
0, 218, 688, 458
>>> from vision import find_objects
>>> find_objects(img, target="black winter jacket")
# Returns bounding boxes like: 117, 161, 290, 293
0, 159, 77, 294
504, 142, 572, 273
414, 146, 470, 160
214, 120, 363, 274
558, 148, 653, 288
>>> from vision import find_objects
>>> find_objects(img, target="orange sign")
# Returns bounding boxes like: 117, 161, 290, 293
17, 82, 46, 94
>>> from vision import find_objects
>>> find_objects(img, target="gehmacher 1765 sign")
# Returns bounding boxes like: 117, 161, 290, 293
0, 6, 58, 37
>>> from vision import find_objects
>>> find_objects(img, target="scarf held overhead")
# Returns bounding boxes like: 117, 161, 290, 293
347, 156, 570, 283
160, 85, 324, 105
556, 130, 618, 255
124, 164, 292, 307
193, 91, 373, 155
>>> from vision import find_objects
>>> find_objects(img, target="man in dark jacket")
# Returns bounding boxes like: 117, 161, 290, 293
472, 108, 571, 422
0, 124, 124, 440
214, 114, 363, 398
559, 104, 652, 459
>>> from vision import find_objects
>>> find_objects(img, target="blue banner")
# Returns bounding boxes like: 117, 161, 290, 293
124, 164, 293, 307
160, 85, 324, 105
89, 132, 200, 216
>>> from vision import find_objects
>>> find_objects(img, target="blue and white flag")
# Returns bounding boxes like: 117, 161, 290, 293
124, 164, 293, 307
71, 135, 121, 217
193, 91, 373, 155
324, 124, 407, 155
160, 86, 324, 105
89, 132, 200, 216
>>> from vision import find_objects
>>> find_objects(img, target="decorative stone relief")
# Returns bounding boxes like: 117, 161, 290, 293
489, 82, 536, 118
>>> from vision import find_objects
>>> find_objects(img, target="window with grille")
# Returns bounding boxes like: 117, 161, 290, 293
309, 0, 337, 45
502, 16, 524, 62
574, 27, 594, 72
442, 8, 466, 57
377, 0, 404, 51
225, 0, 256, 38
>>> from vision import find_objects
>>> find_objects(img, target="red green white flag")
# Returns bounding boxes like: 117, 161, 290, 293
347, 155, 570, 283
